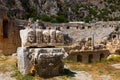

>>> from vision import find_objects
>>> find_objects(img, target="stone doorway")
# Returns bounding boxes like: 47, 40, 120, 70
3, 19, 8, 38
77, 55, 82, 62
100, 53, 104, 61
88, 54, 93, 63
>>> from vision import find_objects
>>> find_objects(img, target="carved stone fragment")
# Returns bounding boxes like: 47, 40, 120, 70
50, 30, 56, 43
36, 29, 43, 44
43, 30, 50, 43
56, 30, 63, 43
27, 29, 35, 43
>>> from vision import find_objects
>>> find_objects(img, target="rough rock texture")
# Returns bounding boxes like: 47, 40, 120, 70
17, 47, 30, 75
32, 48, 67, 77
0, 0, 120, 21
45, 21, 120, 46
17, 19, 68, 77
17, 47, 68, 76
20, 20, 64, 47
20, 29, 64, 47
0, 8, 21, 55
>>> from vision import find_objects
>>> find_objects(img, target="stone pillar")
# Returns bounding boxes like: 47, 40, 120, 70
17, 47, 31, 75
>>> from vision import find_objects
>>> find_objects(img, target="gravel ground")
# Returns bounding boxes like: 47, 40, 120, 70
0, 72, 16, 80
74, 71, 92, 80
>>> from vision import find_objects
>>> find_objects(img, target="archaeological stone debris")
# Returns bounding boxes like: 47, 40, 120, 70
17, 19, 68, 77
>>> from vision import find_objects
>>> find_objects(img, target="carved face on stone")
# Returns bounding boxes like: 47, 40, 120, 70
27, 31, 35, 43
43, 34, 50, 43
50, 30, 56, 43
43, 30, 50, 43
56, 31, 63, 43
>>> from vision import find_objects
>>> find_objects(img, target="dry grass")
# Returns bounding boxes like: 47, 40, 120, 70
0, 55, 120, 80
65, 59, 120, 80
0, 55, 17, 73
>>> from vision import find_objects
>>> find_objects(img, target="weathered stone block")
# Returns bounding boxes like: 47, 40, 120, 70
36, 29, 43, 44
17, 47, 31, 75
20, 28, 64, 47
17, 47, 68, 77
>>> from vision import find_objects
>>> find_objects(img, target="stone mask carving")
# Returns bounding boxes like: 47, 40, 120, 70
56, 30, 63, 43
27, 31, 35, 43
43, 30, 50, 43
50, 30, 56, 43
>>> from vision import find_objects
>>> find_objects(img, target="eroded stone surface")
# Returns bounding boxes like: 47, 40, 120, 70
17, 47, 67, 76
20, 28, 64, 47
17, 19, 67, 77
17, 47, 31, 75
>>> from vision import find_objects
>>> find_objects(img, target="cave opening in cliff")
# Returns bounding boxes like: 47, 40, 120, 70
3, 19, 8, 38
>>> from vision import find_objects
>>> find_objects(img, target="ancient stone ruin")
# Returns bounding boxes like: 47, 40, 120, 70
17, 19, 68, 77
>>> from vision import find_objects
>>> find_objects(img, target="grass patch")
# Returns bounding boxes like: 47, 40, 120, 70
65, 58, 120, 79
11, 71, 33, 80
0, 55, 120, 80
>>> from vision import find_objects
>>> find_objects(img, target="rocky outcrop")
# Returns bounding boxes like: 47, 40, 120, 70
0, 0, 120, 22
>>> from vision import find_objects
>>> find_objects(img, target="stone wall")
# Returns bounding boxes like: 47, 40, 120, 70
67, 50, 110, 63
0, 8, 21, 55
45, 21, 120, 45
0, 12, 120, 55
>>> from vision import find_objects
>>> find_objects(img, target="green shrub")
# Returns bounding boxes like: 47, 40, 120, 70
55, 15, 69, 23
40, 15, 52, 22
88, 8, 97, 16
107, 56, 120, 62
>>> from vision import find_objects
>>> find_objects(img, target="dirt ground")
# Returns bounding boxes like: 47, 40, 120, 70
0, 55, 120, 80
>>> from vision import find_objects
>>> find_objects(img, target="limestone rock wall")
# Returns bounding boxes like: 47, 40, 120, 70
67, 50, 110, 63
1, 0, 120, 22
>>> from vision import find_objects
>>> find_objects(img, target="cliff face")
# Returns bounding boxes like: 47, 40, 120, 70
0, 0, 120, 22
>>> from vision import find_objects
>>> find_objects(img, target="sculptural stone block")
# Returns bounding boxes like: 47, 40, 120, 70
43, 30, 50, 43
17, 47, 68, 77
56, 30, 64, 43
17, 19, 67, 77
27, 30, 36, 43
50, 30, 56, 43
36, 29, 43, 44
